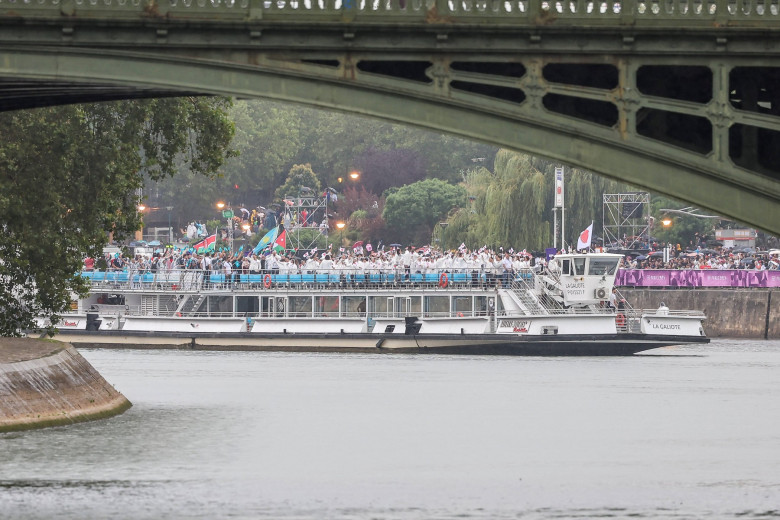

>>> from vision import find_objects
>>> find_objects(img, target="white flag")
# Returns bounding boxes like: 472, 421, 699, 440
577, 221, 594, 251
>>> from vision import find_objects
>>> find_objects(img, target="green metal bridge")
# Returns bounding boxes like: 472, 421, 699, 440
1, 0, 779, 234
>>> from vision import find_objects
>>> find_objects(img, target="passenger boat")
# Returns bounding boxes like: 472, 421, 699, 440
46, 253, 708, 355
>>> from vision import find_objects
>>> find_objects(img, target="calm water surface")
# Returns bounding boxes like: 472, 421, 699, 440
2, 339, 780, 519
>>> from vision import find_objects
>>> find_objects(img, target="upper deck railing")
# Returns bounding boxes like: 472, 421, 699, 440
2, 0, 778, 27
79, 267, 534, 292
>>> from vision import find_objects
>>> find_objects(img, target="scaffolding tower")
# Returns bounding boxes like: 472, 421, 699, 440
281, 192, 330, 251
602, 193, 651, 251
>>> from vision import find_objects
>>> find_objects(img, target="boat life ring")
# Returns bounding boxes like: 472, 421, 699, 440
263, 274, 272, 288
439, 272, 448, 288
616, 313, 626, 328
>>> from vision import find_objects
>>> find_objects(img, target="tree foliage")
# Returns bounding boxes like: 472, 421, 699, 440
0, 98, 235, 336
338, 186, 386, 244
443, 150, 631, 252
140, 100, 498, 226
352, 147, 426, 196
288, 104, 497, 190
382, 179, 466, 245
274, 163, 322, 201
146, 100, 298, 224
336, 185, 382, 222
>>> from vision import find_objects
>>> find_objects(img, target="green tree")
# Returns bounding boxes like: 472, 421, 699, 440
274, 163, 322, 201
383, 179, 466, 245
147, 99, 301, 223
0, 98, 235, 336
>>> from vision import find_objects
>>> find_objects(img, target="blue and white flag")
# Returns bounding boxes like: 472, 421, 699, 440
253, 226, 280, 254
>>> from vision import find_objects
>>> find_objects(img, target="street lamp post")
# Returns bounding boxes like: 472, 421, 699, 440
336, 221, 346, 250
241, 222, 251, 249
216, 201, 234, 253
165, 206, 174, 244
136, 204, 146, 241
438, 222, 449, 249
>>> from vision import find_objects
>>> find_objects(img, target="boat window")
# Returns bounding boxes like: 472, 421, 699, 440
236, 296, 259, 315
395, 297, 411, 315
573, 257, 586, 275
368, 296, 391, 317
260, 296, 277, 317
208, 295, 232, 315
342, 296, 366, 317
424, 296, 449, 317
475, 296, 488, 316
315, 295, 339, 317
289, 296, 312, 317
588, 258, 620, 276
561, 259, 571, 275
452, 296, 472, 315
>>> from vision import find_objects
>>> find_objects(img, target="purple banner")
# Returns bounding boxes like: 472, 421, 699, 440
700, 270, 733, 287
616, 269, 780, 288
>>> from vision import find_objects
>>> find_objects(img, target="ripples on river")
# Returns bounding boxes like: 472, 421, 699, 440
2, 339, 780, 519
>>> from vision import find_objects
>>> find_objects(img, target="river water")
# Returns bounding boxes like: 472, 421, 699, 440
2, 339, 779, 519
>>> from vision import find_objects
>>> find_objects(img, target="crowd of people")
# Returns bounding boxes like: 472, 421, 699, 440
85, 246, 537, 283
84, 243, 780, 283
624, 249, 780, 270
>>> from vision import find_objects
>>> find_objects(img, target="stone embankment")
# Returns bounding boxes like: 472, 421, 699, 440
620, 288, 779, 339
0, 338, 131, 432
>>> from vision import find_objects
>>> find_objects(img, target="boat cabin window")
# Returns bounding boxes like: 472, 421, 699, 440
368, 296, 392, 317
289, 296, 312, 317
475, 296, 489, 316
452, 296, 472, 315
561, 259, 571, 275
588, 258, 620, 276
573, 257, 586, 275
314, 295, 339, 317
208, 295, 232, 315
342, 296, 366, 317
424, 296, 449, 317
236, 296, 259, 315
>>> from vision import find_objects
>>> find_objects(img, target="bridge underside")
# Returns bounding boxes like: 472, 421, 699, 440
0, 79, 199, 111
0, 46, 778, 235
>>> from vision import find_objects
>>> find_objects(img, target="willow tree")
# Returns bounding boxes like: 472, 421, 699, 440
0, 98, 235, 336
455, 151, 552, 251
445, 150, 632, 252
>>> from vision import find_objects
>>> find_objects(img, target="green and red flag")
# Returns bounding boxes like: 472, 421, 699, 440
193, 234, 216, 254
273, 230, 287, 253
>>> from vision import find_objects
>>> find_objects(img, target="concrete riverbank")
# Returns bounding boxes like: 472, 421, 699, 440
0, 338, 131, 432
620, 288, 778, 339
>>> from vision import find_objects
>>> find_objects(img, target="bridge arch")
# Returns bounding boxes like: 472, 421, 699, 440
0, 46, 778, 234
